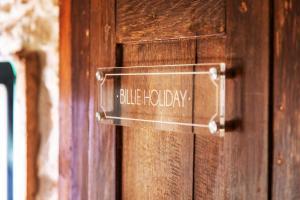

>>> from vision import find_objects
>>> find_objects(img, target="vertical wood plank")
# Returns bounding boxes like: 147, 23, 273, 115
59, 0, 72, 198
194, 1, 270, 199
89, 0, 116, 199
194, 36, 227, 199
225, 1, 270, 199
121, 40, 195, 200
59, 0, 90, 199
71, 0, 90, 198
272, 0, 300, 199
21, 52, 41, 200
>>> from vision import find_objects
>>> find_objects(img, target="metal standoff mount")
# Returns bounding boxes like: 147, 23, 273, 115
95, 71, 104, 82
208, 120, 218, 135
209, 67, 218, 81
95, 112, 104, 121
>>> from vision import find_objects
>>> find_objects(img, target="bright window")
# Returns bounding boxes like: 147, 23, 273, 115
0, 84, 8, 200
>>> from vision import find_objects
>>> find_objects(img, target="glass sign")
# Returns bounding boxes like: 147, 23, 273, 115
96, 63, 226, 136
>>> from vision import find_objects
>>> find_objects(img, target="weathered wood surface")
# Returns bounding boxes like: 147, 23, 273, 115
71, 0, 91, 198
195, 1, 270, 199
89, 0, 117, 199
59, 0, 72, 198
121, 40, 195, 200
272, 0, 300, 199
59, 0, 90, 199
223, 1, 270, 199
21, 52, 41, 200
60, 0, 117, 199
116, 0, 225, 42
59, 0, 273, 199
194, 36, 227, 199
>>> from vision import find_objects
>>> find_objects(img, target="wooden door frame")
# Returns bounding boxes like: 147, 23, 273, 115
59, 0, 91, 198
59, 0, 300, 199
59, 0, 116, 199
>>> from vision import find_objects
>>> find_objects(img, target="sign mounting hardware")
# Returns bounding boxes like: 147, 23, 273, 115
95, 63, 226, 136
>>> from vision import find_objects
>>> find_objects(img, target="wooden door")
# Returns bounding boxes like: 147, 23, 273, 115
60, 0, 270, 199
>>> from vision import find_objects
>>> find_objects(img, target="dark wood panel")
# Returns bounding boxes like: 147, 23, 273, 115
20, 51, 41, 200
194, 136, 225, 199
59, 0, 72, 198
116, 0, 225, 42
272, 0, 300, 199
71, 0, 91, 198
195, 1, 270, 199
224, 1, 270, 199
194, 36, 227, 199
89, 0, 117, 199
60, 1, 272, 199
122, 40, 195, 200
59, 0, 90, 199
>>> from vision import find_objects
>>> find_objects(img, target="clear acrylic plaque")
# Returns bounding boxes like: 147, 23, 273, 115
96, 63, 226, 136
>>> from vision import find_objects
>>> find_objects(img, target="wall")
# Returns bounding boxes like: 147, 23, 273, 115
0, 0, 59, 199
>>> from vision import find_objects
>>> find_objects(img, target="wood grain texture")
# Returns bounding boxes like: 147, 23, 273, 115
272, 0, 300, 199
116, 0, 225, 42
89, 0, 117, 199
224, 1, 270, 199
20, 51, 41, 200
72, 0, 91, 198
59, 0, 90, 199
60, 0, 272, 199
122, 40, 195, 200
59, 0, 72, 198
194, 36, 227, 199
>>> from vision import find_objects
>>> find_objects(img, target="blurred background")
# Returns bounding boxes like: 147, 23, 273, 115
0, 0, 58, 199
